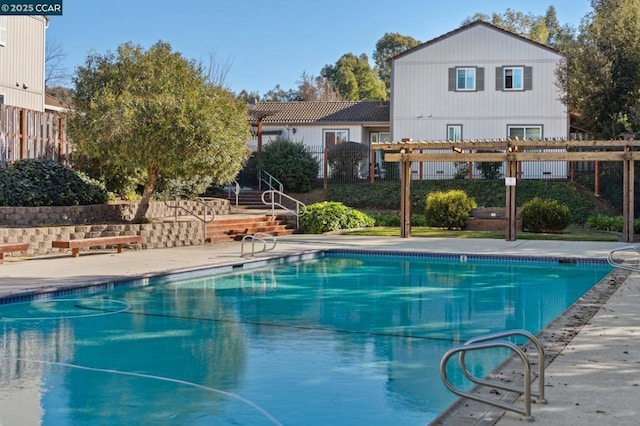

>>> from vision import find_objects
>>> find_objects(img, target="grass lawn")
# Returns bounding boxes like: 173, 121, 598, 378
341, 225, 620, 242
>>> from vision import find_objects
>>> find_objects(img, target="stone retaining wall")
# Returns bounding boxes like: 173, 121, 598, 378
0, 200, 226, 258
0, 199, 230, 227
0, 220, 205, 257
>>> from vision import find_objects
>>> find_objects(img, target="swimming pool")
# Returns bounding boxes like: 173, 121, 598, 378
0, 251, 612, 425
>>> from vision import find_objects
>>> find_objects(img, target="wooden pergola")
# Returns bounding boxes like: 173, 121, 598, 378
371, 138, 640, 242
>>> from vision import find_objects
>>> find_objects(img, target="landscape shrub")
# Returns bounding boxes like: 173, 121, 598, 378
257, 137, 319, 193
586, 213, 622, 232
424, 190, 476, 230
521, 197, 570, 232
0, 159, 108, 206
300, 201, 374, 234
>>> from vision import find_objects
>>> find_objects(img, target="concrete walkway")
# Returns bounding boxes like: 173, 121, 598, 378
0, 235, 638, 425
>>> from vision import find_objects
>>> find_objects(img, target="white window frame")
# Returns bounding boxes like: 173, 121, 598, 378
504, 67, 524, 91
508, 125, 542, 140
323, 129, 348, 149
447, 124, 462, 141
456, 68, 476, 91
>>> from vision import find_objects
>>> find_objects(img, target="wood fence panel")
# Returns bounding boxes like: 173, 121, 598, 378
0, 105, 69, 166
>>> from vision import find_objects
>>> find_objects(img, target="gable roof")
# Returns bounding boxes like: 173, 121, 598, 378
393, 20, 561, 62
249, 101, 389, 125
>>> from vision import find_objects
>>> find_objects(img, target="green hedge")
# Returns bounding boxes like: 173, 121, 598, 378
300, 201, 374, 234
0, 159, 109, 206
328, 179, 607, 224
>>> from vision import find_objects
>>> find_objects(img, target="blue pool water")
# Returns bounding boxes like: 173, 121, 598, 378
0, 252, 612, 425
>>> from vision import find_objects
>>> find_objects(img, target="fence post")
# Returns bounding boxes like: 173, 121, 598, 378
323, 149, 328, 189
20, 108, 27, 159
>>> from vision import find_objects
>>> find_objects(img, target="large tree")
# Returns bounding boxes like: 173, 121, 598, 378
464, 6, 575, 50
373, 33, 422, 93
557, 0, 640, 137
321, 53, 386, 101
70, 41, 251, 222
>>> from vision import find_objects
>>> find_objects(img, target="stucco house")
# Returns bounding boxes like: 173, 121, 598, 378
390, 20, 569, 179
249, 101, 390, 178
0, 15, 47, 111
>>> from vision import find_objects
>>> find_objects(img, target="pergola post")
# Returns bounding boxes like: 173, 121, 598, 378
400, 150, 412, 238
623, 147, 635, 243
505, 159, 518, 241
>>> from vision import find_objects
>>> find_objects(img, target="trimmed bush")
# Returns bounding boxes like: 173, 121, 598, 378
257, 137, 319, 193
424, 190, 477, 230
521, 197, 570, 232
300, 201, 374, 234
0, 159, 109, 206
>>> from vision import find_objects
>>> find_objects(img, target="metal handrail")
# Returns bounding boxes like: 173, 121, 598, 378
240, 232, 277, 257
261, 190, 306, 229
440, 329, 546, 422
226, 180, 240, 207
259, 171, 284, 193
163, 196, 216, 223
607, 245, 640, 271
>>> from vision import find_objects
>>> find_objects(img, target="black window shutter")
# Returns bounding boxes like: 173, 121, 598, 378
476, 67, 484, 91
524, 66, 533, 90
495, 66, 503, 91
448, 67, 456, 91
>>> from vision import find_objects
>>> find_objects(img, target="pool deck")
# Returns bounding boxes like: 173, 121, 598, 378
0, 235, 638, 425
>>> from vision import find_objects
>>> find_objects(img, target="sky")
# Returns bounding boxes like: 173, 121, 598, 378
46, 0, 594, 96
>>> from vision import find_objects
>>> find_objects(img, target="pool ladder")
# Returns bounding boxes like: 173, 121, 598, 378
240, 232, 276, 257
439, 329, 546, 422
607, 245, 640, 272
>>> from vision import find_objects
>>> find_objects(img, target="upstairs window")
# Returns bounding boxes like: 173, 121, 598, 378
447, 124, 462, 141
496, 66, 532, 91
448, 67, 484, 92
508, 125, 542, 140
457, 68, 475, 91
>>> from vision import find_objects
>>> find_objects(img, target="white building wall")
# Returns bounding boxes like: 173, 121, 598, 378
0, 16, 46, 111
391, 24, 567, 142
250, 124, 366, 150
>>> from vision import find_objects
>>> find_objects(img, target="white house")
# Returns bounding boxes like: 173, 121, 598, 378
0, 15, 47, 111
391, 21, 569, 179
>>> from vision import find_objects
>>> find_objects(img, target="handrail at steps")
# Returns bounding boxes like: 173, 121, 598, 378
261, 190, 306, 229
241, 232, 277, 257
259, 171, 284, 193
225, 180, 240, 207
440, 329, 546, 422
607, 245, 640, 271
163, 196, 216, 223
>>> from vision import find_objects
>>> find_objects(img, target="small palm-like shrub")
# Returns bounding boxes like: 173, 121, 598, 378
424, 190, 476, 230
300, 201, 374, 234
521, 197, 570, 232
0, 159, 108, 206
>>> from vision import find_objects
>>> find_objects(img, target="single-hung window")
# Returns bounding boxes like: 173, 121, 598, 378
457, 68, 475, 91
496, 66, 532, 91
449, 67, 484, 92
504, 67, 523, 90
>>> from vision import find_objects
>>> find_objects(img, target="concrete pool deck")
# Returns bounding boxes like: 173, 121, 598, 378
0, 235, 638, 425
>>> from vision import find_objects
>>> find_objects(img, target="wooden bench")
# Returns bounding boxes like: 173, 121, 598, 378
0, 243, 30, 264
52, 235, 142, 257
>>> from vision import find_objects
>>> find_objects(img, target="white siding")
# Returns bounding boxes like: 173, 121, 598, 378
391, 24, 568, 142
250, 124, 367, 149
0, 16, 46, 111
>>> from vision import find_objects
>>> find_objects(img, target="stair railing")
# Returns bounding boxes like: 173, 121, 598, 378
163, 194, 216, 223
261, 190, 306, 229
259, 171, 283, 194
226, 180, 240, 207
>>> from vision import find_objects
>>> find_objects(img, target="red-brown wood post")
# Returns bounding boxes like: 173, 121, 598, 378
400, 150, 412, 238
20, 108, 27, 159
505, 159, 518, 241
370, 148, 375, 183
594, 161, 600, 197
323, 149, 328, 189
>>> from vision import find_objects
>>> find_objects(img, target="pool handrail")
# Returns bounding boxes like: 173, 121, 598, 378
607, 245, 640, 272
440, 329, 546, 422
261, 190, 306, 229
241, 232, 277, 257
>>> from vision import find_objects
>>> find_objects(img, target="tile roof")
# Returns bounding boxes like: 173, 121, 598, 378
249, 101, 390, 124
